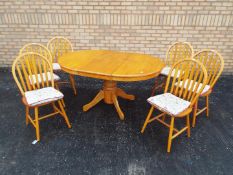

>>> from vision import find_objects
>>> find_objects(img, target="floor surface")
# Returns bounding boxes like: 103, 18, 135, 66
0, 69, 233, 175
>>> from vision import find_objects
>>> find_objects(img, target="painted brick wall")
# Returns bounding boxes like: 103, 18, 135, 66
0, 0, 232, 74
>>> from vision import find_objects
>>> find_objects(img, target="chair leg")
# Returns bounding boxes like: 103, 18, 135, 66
69, 74, 77, 96
58, 100, 72, 128
151, 77, 165, 96
167, 117, 175, 153
206, 95, 209, 117
61, 99, 66, 108
151, 79, 158, 96
141, 106, 154, 133
192, 101, 198, 128
26, 106, 29, 125
162, 114, 166, 121
34, 107, 40, 141
55, 83, 65, 108
186, 114, 191, 137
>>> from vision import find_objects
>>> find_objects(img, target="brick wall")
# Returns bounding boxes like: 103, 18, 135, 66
0, 0, 232, 74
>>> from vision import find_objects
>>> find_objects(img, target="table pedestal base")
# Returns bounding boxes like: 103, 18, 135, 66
83, 80, 135, 120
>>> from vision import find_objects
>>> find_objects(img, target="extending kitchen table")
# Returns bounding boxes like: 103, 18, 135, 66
58, 50, 165, 120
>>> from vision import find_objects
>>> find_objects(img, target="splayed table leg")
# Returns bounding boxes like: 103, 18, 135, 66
83, 80, 135, 120
83, 90, 104, 112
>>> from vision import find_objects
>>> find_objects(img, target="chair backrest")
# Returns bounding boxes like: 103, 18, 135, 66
193, 49, 224, 89
47, 36, 73, 63
19, 43, 53, 63
165, 59, 208, 107
12, 52, 54, 96
165, 42, 194, 66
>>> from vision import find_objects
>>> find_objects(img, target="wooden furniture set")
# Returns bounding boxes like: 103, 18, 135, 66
12, 38, 224, 152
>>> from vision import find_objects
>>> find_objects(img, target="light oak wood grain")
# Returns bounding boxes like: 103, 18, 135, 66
58, 50, 165, 82
47, 36, 77, 95
192, 49, 224, 127
12, 52, 71, 141
141, 59, 208, 153
58, 50, 165, 119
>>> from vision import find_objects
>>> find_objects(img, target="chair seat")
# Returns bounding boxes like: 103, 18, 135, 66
147, 93, 191, 116
24, 87, 64, 106
53, 63, 61, 71
29, 72, 60, 85
175, 80, 210, 95
161, 66, 181, 77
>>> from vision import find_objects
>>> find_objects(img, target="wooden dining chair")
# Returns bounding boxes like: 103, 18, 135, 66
12, 52, 71, 141
19, 43, 66, 107
191, 50, 224, 127
151, 42, 194, 96
47, 36, 77, 95
19, 43, 61, 81
141, 59, 207, 153
20, 43, 52, 61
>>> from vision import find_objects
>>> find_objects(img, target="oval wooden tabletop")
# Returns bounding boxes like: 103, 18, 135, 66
58, 50, 165, 81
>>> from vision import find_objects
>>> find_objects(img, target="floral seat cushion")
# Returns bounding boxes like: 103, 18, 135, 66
147, 93, 191, 116
53, 63, 61, 71
161, 66, 181, 77
175, 80, 210, 95
24, 87, 64, 106
29, 72, 60, 85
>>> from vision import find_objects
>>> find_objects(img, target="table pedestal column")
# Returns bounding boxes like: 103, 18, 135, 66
83, 80, 135, 120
